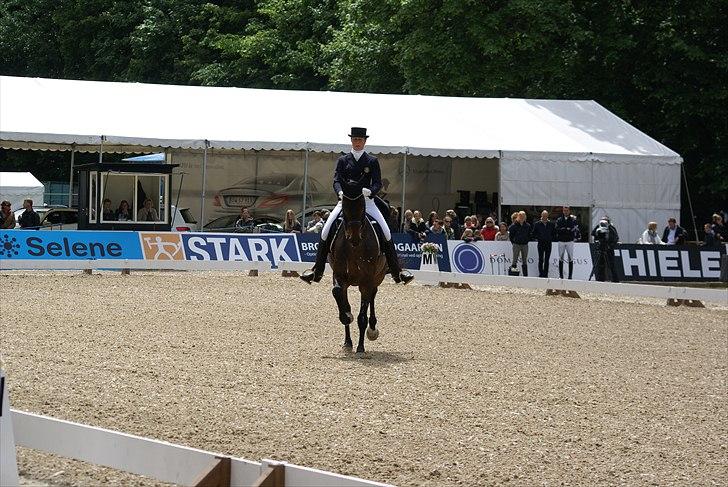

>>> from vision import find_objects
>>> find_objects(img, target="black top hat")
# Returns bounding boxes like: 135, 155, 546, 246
349, 127, 369, 138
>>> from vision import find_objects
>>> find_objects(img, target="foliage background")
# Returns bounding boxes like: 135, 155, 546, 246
1, 0, 725, 226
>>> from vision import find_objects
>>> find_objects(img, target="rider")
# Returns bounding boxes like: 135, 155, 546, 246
301, 127, 414, 285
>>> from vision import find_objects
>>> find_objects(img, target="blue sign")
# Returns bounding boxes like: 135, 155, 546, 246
0, 230, 143, 260
298, 233, 320, 262
451, 243, 486, 273
182, 233, 300, 268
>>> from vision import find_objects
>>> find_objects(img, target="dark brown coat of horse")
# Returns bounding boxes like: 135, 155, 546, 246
329, 192, 387, 353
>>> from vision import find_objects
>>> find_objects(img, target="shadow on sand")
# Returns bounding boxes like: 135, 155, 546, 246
321, 349, 415, 367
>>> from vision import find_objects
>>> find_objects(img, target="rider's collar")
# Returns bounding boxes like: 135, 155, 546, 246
351, 149, 365, 161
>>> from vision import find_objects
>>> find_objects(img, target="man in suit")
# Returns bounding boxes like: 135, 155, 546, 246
301, 127, 413, 285
662, 217, 686, 245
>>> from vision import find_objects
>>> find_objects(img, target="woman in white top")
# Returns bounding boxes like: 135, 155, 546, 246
639, 221, 665, 244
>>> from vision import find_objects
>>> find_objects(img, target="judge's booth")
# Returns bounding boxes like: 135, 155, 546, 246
76, 162, 178, 231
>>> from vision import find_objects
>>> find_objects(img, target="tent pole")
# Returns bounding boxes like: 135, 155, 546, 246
497, 151, 502, 223
302, 146, 309, 228
200, 141, 209, 232
99, 136, 104, 163
400, 150, 408, 230
68, 144, 76, 207
681, 162, 699, 241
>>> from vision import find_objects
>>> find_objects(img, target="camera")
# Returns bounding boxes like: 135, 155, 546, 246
594, 220, 609, 239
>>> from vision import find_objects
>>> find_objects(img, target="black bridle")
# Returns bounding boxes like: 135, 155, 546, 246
341, 192, 364, 227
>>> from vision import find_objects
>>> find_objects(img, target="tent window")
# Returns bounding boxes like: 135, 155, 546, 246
137, 175, 164, 223
101, 174, 135, 223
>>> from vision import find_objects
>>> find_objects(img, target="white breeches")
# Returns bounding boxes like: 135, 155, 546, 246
558, 241, 574, 262
321, 199, 391, 241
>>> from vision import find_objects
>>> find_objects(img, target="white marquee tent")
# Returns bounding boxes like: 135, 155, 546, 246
0, 172, 44, 212
0, 76, 682, 241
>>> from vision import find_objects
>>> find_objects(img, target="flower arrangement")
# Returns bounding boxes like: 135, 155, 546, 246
421, 242, 439, 255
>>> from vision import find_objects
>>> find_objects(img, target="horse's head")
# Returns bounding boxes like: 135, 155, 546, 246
341, 192, 366, 246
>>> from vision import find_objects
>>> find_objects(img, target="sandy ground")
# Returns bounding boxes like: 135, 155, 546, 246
1, 271, 726, 486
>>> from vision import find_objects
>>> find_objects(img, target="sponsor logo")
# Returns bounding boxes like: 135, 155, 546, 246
452, 243, 485, 273
140, 232, 185, 260
182, 233, 299, 268
0, 234, 20, 258
619, 247, 723, 279
1, 231, 140, 260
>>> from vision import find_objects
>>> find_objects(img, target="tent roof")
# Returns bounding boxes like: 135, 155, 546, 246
0, 76, 681, 163
0, 171, 44, 189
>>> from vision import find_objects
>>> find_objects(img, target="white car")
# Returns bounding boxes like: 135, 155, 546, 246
14, 206, 78, 230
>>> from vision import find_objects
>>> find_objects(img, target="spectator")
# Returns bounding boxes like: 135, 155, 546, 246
17, 199, 40, 229
115, 200, 132, 221
235, 207, 256, 232
102, 198, 115, 221
463, 216, 473, 231
662, 217, 686, 245
427, 211, 438, 230
1, 201, 15, 229
137, 198, 159, 221
461, 228, 476, 242
430, 219, 446, 236
409, 210, 427, 241
443, 216, 455, 239
322, 210, 331, 222
510, 212, 518, 224
591, 216, 620, 282
402, 209, 413, 233
480, 217, 497, 241
283, 209, 302, 233
711, 213, 727, 243
532, 210, 556, 278
388, 206, 399, 234
702, 223, 720, 247
494, 222, 509, 241
639, 221, 664, 244
306, 211, 323, 232
555, 205, 580, 280
508, 211, 531, 276
446, 209, 461, 239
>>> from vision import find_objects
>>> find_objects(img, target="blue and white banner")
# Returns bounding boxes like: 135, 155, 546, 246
0, 230, 143, 260
181, 233, 300, 267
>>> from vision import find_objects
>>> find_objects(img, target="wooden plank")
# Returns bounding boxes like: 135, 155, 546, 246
193, 457, 231, 487
251, 463, 284, 487
11, 410, 260, 487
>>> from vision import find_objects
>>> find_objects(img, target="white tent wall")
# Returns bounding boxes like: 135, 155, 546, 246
500, 157, 681, 241
0, 172, 45, 211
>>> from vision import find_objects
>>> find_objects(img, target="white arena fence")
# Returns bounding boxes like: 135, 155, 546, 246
0, 371, 391, 487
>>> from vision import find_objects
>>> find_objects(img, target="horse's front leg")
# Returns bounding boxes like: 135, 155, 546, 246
332, 276, 353, 327
356, 287, 373, 354
366, 286, 379, 341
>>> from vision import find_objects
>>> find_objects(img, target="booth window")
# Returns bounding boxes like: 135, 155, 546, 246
98, 173, 168, 224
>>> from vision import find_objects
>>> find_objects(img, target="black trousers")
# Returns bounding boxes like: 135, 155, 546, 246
537, 241, 552, 278
595, 250, 619, 282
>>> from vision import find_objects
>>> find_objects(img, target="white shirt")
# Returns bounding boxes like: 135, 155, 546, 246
666, 227, 677, 244
351, 149, 364, 161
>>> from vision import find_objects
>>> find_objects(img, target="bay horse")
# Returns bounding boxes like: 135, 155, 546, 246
329, 190, 388, 354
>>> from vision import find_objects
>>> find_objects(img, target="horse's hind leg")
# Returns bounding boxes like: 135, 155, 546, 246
366, 287, 379, 341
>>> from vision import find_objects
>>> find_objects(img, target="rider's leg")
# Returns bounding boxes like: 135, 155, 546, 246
300, 202, 342, 284
565, 242, 574, 279
364, 198, 413, 284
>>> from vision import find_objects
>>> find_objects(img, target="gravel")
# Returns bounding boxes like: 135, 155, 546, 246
1, 270, 726, 486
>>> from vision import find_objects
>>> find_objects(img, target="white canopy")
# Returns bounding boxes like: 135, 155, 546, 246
0, 172, 44, 210
0, 76, 680, 163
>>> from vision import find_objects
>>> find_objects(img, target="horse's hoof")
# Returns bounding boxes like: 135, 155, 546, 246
366, 327, 379, 341
355, 348, 365, 357
342, 343, 353, 352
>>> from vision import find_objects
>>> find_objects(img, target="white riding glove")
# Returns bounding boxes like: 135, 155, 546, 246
338, 191, 344, 200
362, 187, 372, 198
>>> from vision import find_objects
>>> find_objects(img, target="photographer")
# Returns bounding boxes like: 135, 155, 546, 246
591, 216, 619, 282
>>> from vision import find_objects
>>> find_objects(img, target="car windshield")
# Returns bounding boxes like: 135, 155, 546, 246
179, 208, 197, 224
205, 215, 239, 229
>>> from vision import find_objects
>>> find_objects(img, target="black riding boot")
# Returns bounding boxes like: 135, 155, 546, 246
568, 261, 574, 280
521, 264, 528, 277
384, 240, 413, 285
559, 261, 564, 279
300, 236, 331, 284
